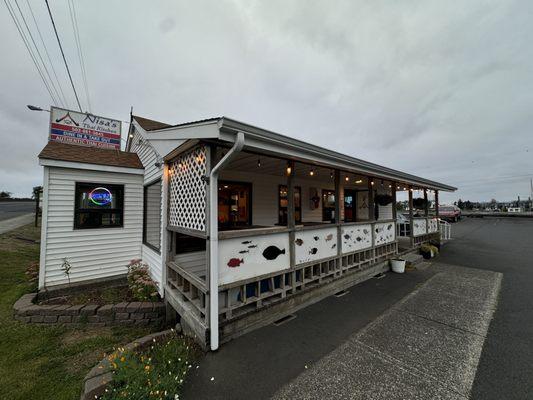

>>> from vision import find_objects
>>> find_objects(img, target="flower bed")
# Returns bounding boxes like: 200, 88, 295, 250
13, 292, 165, 327
81, 329, 199, 400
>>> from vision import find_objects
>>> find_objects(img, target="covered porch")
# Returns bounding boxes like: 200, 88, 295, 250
162, 137, 450, 349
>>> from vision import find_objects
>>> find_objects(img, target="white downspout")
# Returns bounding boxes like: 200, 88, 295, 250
208, 131, 245, 351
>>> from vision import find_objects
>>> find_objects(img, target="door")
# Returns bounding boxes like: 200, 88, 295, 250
344, 189, 356, 222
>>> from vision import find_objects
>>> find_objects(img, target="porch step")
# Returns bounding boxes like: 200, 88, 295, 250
402, 252, 424, 266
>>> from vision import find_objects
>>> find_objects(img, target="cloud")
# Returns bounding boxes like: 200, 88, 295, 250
0, 0, 531, 202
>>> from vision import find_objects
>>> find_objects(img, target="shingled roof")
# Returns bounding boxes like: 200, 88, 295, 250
132, 115, 172, 131
38, 141, 144, 169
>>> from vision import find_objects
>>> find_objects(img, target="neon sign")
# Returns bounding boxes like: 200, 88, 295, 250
89, 187, 113, 206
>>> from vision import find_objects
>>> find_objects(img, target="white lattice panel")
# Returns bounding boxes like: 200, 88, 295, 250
168, 146, 207, 232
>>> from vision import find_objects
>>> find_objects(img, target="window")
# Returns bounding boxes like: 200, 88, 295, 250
143, 180, 162, 252
344, 189, 356, 222
74, 182, 124, 229
278, 185, 301, 225
218, 181, 252, 229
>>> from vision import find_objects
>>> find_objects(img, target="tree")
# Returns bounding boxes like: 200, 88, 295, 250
32, 186, 43, 200
457, 199, 464, 209
0, 191, 12, 199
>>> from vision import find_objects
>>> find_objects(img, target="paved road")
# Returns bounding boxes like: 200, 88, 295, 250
0, 201, 35, 221
441, 218, 533, 399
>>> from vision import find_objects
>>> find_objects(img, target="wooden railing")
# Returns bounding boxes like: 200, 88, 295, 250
166, 220, 399, 326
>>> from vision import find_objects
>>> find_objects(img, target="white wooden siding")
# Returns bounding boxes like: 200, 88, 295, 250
41, 167, 144, 287
129, 127, 165, 292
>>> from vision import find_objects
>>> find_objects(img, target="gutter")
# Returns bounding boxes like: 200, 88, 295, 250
208, 131, 245, 351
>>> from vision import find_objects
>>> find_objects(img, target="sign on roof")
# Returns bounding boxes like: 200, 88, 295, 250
49, 107, 122, 150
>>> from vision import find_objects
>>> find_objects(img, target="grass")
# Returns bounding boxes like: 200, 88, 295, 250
0, 224, 156, 400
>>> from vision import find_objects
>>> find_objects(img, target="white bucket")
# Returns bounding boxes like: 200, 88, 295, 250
390, 259, 406, 273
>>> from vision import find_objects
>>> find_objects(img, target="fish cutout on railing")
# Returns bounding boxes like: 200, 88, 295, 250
309, 248, 318, 255
239, 250, 249, 254
295, 238, 304, 246
227, 258, 244, 268
325, 234, 334, 241
313, 236, 320, 241
241, 240, 253, 244
248, 245, 257, 248
344, 234, 351, 240
262, 246, 285, 260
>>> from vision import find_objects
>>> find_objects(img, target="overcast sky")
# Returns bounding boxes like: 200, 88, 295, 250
1, 0, 532, 203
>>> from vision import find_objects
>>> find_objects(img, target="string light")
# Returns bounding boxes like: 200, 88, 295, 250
355, 179, 363, 184
309, 169, 315, 176
330, 171, 334, 179
371, 180, 375, 186
345, 176, 349, 182
257, 158, 261, 167
286, 162, 292, 176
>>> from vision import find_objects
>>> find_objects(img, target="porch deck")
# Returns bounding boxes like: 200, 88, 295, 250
173, 251, 207, 281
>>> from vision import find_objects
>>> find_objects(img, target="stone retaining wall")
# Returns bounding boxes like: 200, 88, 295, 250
13, 293, 165, 327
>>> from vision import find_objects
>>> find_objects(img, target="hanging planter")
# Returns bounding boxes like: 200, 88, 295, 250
374, 194, 393, 206
413, 198, 428, 209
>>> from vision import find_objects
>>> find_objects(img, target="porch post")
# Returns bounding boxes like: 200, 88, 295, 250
391, 183, 397, 220
287, 161, 296, 268
408, 186, 414, 247
424, 188, 429, 236
435, 190, 440, 218
368, 179, 375, 221
335, 170, 342, 259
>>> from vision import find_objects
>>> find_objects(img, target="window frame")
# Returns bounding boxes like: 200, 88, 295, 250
218, 180, 253, 229
73, 182, 125, 230
143, 179, 162, 253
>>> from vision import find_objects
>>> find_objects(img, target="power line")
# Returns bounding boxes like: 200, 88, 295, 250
3, 0, 58, 105
45, 0, 82, 112
68, 0, 91, 111
25, 0, 69, 108
12, 0, 65, 107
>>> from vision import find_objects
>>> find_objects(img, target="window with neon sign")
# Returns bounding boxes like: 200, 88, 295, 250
74, 182, 124, 229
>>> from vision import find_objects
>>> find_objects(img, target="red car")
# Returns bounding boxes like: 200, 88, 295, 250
439, 205, 461, 222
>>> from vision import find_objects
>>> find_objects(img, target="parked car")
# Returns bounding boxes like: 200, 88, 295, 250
439, 205, 461, 222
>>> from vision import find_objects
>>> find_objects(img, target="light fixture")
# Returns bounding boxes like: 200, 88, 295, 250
355, 179, 363, 184
128, 133, 134, 138
345, 176, 349, 182
403, 187, 406, 190
330, 171, 334, 179
309, 169, 315, 176
286, 162, 292, 176
388, 184, 392, 188
371, 180, 375, 186
257, 158, 261, 167
380, 179, 384, 186
397, 186, 400, 190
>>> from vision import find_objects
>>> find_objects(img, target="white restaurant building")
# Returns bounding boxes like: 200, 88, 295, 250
38, 114, 456, 350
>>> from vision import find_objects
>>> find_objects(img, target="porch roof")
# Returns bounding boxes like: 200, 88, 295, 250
135, 114, 456, 192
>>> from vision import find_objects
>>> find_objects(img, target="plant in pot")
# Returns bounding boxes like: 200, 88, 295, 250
420, 244, 433, 259
375, 194, 393, 206
412, 198, 428, 209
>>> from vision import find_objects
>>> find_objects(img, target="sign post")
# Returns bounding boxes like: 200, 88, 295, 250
49, 107, 122, 149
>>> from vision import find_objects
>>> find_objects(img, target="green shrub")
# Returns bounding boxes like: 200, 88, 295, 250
100, 334, 197, 400
127, 260, 159, 302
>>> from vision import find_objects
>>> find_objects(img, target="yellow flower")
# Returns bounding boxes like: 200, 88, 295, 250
120, 356, 125, 362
